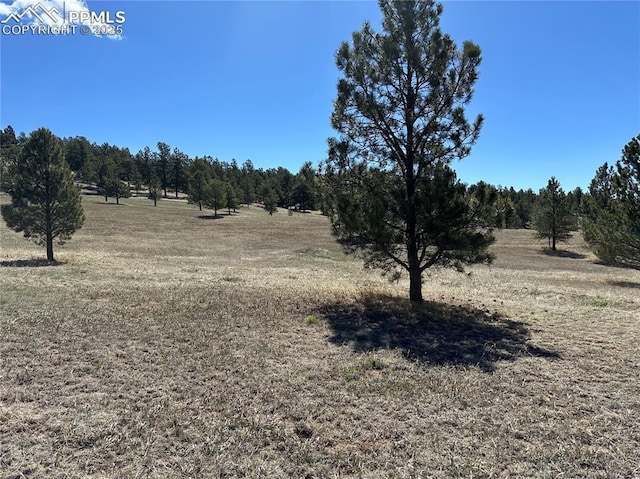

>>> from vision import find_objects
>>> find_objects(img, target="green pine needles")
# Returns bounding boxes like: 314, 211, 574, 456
323, 0, 494, 303
1, 128, 85, 261
583, 134, 640, 269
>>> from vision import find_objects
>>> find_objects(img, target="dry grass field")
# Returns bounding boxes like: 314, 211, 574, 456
1, 195, 639, 478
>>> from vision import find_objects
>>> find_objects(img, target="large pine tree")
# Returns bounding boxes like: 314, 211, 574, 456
323, 0, 493, 303
1, 128, 85, 261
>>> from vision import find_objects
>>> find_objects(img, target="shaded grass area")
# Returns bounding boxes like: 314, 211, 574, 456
608, 280, 640, 289
320, 293, 560, 371
0, 259, 65, 268
537, 248, 587, 260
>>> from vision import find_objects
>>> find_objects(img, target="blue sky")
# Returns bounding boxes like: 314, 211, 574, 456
1, 1, 638, 191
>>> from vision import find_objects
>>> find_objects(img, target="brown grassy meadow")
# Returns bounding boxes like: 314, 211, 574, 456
1, 195, 639, 478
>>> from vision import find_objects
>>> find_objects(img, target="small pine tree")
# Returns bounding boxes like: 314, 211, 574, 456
148, 177, 162, 206
293, 182, 314, 212
264, 190, 278, 215
188, 169, 208, 211
113, 180, 131, 205
1, 128, 85, 261
203, 178, 225, 216
97, 157, 116, 202
225, 183, 240, 215
533, 177, 576, 250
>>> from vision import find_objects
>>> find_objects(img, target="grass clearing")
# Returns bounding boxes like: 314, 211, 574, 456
1, 195, 639, 478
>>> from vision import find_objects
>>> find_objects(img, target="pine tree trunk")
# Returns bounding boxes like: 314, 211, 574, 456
46, 234, 54, 262
409, 266, 422, 303
404, 79, 422, 304
407, 236, 423, 303
405, 173, 422, 302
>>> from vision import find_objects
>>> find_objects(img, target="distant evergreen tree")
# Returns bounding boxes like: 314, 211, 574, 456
135, 146, 155, 191
225, 182, 240, 215
96, 156, 117, 202
292, 182, 314, 212
567, 186, 584, 216
148, 176, 162, 206
116, 147, 137, 188
209, 157, 225, 180
156, 142, 171, 197
511, 188, 537, 228
1, 128, 84, 261
241, 159, 256, 205
583, 134, 640, 268
204, 178, 225, 216
468, 183, 519, 229
495, 192, 517, 229
293, 162, 317, 212
226, 159, 243, 194
94, 147, 132, 204
0, 125, 21, 192
469, 181, 499, 227
63, 136, 95, 178
264, 190, 278, 215
171, 147, 189, 198
533, 177, 576, 250
188, 169, 208, 211
113, 178, 131, 205
275, 167, 294, 208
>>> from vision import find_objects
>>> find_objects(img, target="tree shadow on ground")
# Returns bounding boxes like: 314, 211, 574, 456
0, 259, 65, 268
197, 214, 225, 220
537, 248, 586, 259
607, 280, 640, 289
594, 260, 640, 271
318, 293, 560, 372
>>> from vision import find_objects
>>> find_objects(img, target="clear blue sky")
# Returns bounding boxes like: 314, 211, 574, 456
1, 0, 638, 191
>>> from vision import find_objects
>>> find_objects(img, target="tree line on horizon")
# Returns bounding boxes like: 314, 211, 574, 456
0, 124, 585, 227
0, 125, 319, 215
